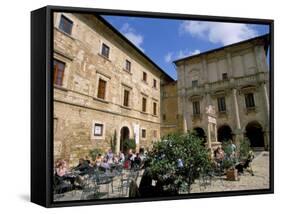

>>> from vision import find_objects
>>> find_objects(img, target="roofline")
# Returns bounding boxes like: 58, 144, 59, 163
173, 33, 270, 64
93, 15, 174, 82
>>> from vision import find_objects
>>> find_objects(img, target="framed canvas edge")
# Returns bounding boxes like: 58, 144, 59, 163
31, 5, 274, 208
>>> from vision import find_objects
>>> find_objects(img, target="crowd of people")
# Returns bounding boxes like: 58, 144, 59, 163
54, 148, 147, 194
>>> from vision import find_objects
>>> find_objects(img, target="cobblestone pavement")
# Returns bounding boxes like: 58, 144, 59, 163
190, 151, 270, 193
55, 151, 270, 201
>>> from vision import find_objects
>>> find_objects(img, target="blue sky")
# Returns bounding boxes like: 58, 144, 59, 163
103, 15, 269, 80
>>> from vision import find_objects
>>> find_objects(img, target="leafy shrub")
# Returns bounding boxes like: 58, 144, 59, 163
89, 148, 104, 161
146, 133, 211, 194
122, 138, 136, 152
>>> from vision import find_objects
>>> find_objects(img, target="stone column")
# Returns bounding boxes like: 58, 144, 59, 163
116, 130, 120, 154
263, 130, 270, 151
207, 123, 212, 148
263, 83, 270, 120
232, 88, 243, 145
182, 95, 188, 133
232, 88, 241, 129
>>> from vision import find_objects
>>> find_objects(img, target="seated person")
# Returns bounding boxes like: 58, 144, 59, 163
235, 150, 255, 176
214, 145, 225, 165
73, 158, 90, 174
95, 154, 103, 167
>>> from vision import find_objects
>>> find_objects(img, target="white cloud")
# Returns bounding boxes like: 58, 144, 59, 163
164, 49, 200, 63
120, 23, 144, 52
164, 52, 173, 63
180, 21, 258, 45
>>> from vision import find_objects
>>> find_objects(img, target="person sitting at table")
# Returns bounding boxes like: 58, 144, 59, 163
106, 149, 114, 163
55, 160, 76, 189
100, 157, 110, 170
94, 154, 103, 167
214, 145, 225, 166
73, 158, 90, 175
132, 153, 142, 169
118, 152, 125, 164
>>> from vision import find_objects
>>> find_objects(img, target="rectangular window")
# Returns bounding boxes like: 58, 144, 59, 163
153, 130, 157, 138
193, 101, 200, 115
142, 97, 147, 112
245, 93, 255, 108
222, 73, 228, 80
142, 129, 146, 139
101, 43, 110, 58
192, 80, 198, 87
143, 72, 147, 82
97, 79, 106, 100
153, 79, 157, 88
123, 90, 130, 107
59, 15, 73, 35
53, 59, 65, 86
217, 97, 226, 112
153, 102, 157, 115
125, 60, 131, 72
162, 114, 166, 121
94, 123, 103, 136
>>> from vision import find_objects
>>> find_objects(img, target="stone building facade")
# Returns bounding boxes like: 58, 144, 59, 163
53, 13, 173, 165
160, 81, 182, 136
174, 35, 270, 150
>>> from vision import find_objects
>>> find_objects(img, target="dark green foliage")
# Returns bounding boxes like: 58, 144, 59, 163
110, 130, 117, 152
239, 138, 251, 160
123, 138, 136, 152
89, 148, 104, 161
147, 133, 211, 194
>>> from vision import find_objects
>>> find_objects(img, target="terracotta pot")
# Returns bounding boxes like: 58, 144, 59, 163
226, 168, 239, 181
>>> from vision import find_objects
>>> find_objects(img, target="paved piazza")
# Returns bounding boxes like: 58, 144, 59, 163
55, 151, 270, 201
191, 151, 270, 193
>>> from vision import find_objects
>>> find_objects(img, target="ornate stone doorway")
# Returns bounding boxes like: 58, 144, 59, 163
245, 121, 264, 148
120, 126, 130, 152
218, 125, 233, 143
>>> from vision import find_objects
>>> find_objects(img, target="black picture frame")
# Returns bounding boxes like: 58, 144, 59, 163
31, 5, 274, 208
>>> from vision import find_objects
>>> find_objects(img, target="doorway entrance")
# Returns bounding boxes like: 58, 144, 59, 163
245, 121, 264, 148
120, 126, 130, 152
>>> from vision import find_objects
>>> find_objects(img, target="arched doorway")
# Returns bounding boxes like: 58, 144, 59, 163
120, 126, 130, 152
218, 125, 233, 143
193, 127, 206, 146
245, 121, 264, 148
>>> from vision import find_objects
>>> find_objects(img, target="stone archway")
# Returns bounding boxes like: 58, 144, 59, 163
245, 121, 264, 148
120, 126, 130, 152
217, 124, 233, 143
193, 127, 207, 146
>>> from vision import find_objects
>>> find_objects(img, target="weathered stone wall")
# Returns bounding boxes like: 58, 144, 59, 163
53, 12, 169, 166
160, 82, 180, 136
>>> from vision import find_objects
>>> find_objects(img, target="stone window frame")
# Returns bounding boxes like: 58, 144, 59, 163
222, 72, 228, 80
141, 92, 148, 113
141, 128, 147, 140
217, 96, 227, 112
124, 59, 131, 72
189, 95, 203, 117
192, 79, 199, 87
152, 100, 158, 116
153, 78, 157, 89
153, 130, 158, 139
240, 86, 257, 111
58, 14, 73, 35
142, 71, 148, 83
121, 83, 133, 109
95, 72, 110, 102
53, 54, 71, 89
91, 120, 106, 140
